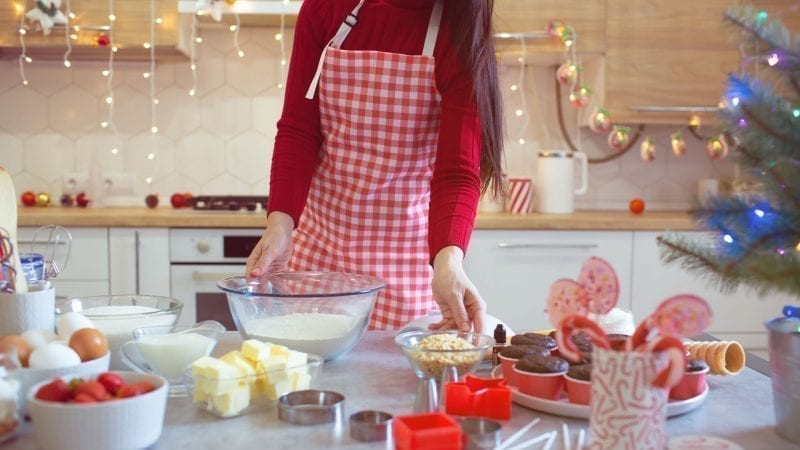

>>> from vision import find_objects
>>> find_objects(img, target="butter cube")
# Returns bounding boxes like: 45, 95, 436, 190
191, 356, 240, 396
261, 357, 289, 385
290, 371, 311, 391
241, 339, 273, 362
265, 377, 293, 401
221, 351, 257, 380
210, 384, 251, 417
270, 344, 290, 358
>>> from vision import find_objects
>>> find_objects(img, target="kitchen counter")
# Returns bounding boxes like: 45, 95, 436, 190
4, 332, 798, 450
18, 207, 698, 230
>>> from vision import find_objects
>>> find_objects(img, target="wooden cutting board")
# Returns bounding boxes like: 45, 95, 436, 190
0, 166, 28, 293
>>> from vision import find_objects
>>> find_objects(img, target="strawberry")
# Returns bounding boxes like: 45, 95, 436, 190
117, 381, 156, 398
72, 393, 97, 404
35, 379, 73, 403
97, 372, 124, 396
74, 380, 111, 401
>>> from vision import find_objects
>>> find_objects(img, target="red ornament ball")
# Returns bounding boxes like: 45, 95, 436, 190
21, 191, 36, 207
145, 194, 159, 208
60, 194, 74, 207
95, 33, 111, 47
170, 193, 187, 208
629, 198, 646, 214
76, 192, 90, 208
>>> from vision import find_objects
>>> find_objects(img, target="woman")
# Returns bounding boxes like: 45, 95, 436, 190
246, 0, 505, 333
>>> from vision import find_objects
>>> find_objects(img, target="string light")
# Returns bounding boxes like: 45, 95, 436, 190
18, 0, 29, 86
146, 0, 159, 186
189, 12, 199, 96
102, 0, 122, 157
232, 13, 244, 58
277, 0, 289, 89
512, 36, 530, 151
62, 0, 72, 68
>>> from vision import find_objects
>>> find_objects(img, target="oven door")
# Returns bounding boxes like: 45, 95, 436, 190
170, 265, 243, 330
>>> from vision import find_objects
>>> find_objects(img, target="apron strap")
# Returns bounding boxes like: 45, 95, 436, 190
305, 0, 367, 99
421, 0, 444, 57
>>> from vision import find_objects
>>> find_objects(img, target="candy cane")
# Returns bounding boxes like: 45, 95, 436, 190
641, 335, 686, 389
556, 315, 610, 363
630, 315, 656, 351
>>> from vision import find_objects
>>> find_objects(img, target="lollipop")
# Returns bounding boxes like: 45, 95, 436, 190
545, 278, 588, 329
577, 256, 619, 315
631, 294, 712, 350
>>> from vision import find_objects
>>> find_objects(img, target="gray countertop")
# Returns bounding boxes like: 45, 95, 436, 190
5, 332, 799, 450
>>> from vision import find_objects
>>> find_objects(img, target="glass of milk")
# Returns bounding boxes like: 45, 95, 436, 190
121, 320, 225, 397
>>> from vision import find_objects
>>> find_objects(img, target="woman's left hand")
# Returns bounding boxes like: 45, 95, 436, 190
429, 246, 486, 333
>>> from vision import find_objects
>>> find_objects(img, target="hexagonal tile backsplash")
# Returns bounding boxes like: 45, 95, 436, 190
0, 27, 735, 210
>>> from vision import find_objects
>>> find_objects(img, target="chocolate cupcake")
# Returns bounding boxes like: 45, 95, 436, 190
515, 354, 569, 374
686, 358, 709, 373
499, 344, 550, 360
566, 363, 592, 381
607, 334, 630, 351
571, 332, 594, 354
509, 333, 557, 350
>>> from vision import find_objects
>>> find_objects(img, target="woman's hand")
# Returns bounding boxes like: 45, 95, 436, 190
429, 246, 486, 333
246, 212, 294, 278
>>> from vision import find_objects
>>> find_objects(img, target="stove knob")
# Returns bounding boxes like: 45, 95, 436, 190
196, 240, 210, 254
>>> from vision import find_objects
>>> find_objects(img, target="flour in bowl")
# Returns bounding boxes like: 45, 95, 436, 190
244, 313, 362, 360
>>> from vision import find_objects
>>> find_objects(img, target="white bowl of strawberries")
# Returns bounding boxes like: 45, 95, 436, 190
27, 371, 168, 450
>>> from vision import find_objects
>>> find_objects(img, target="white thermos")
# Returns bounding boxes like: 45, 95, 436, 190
535, 150, 588, 214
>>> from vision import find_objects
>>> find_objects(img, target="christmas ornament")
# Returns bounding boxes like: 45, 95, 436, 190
171, 193, 189, 208
76, 192, 89, 208
569, 85, 592, 108
589, 107, 611, 132
21, 191, 36, 207
670, 132, 687, 157
25, 0, 67, 36
607, 126, 632, 151
688, 115, 701, 129
36, 192, 50, 207
60, 193, 74, 207
145, 194, 159, 209
556, 62, 579, 86
546, 20, 566, 39
195, 0, 225, 22
225, 0, 236, 4
640, 137, 656, 162
707, 135, 729, 160
629, 198, 646, 214
94, 33, 111, 48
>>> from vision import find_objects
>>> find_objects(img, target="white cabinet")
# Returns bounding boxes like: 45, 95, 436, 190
464, 230, 634, 332
108, 228, 171, 297
18, 227, 110, 300
631, 231, 794, 354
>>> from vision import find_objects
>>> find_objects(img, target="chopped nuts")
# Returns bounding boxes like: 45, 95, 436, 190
409, 334, 482, 378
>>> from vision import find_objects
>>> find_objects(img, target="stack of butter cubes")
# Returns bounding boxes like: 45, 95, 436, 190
191, 339, 312, 417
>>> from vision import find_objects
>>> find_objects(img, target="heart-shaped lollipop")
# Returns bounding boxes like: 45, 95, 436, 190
546, 278, 589, 329
577, 256, 620, 315
631, 294, 712, 350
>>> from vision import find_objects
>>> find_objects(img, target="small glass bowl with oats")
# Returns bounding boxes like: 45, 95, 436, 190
394, 330, 494, 380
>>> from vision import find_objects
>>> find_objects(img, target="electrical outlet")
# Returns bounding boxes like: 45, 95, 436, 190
102, 172, 137, 197
62, 172, 89, 195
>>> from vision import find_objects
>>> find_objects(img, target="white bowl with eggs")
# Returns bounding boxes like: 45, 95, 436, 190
56, 295, 183, 370
27, 371, 168, 450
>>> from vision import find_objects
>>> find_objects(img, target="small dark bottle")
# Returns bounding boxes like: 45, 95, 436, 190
492, 323, 507, 366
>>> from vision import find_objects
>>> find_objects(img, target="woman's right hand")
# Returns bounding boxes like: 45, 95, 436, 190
246, 211, 294, 278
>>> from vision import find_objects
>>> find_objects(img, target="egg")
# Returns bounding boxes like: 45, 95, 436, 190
28, 342, 82, 369
56, 312, 95, 341
0, 334, 32, 367
21, 328, 58, 350
68, 328, 109, 362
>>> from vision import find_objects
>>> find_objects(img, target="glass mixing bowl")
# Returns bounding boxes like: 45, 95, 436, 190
395, 330, 495, 380
218, 272, 386, 360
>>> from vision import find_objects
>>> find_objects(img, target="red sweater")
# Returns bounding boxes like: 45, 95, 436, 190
268, 0, 481, 259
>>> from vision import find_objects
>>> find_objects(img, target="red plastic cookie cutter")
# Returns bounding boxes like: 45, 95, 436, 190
393, 412, 462, 450
444, 374, 512, 421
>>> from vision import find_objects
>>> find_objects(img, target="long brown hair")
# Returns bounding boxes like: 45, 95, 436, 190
445, 0, 505, 197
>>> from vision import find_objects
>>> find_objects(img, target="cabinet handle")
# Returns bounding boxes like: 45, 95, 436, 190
496, 243, 599, 250
191, 271, 242, 282
629, 106, 718, 112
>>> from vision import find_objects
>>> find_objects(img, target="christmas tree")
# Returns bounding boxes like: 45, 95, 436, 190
657, 6, 800, 298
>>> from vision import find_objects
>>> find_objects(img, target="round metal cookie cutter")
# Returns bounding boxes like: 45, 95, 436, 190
349, 410, 393, 442
278, 390, 345, 425
459, 417, 502, 450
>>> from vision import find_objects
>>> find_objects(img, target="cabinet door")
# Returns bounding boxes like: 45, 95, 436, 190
464, 230, 633, 332
631, 231, 794, 354
18, 227, 109, 299
109, 228, 170, 297
605, 0, 739, 124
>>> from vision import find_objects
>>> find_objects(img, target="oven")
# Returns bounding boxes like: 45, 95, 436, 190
169, 228, 264, 329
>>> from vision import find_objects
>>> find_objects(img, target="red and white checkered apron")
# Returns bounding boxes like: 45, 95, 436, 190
290, 0, 443, 330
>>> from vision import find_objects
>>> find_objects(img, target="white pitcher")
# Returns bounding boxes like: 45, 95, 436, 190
535, 150, 588, 214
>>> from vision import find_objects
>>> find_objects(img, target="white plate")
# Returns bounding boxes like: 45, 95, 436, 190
491, 366, 708, 420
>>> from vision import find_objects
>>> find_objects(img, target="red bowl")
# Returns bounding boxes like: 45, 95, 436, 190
513, 366, 566, 400
564, 374, 591, 405
669, 367, 708, 400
